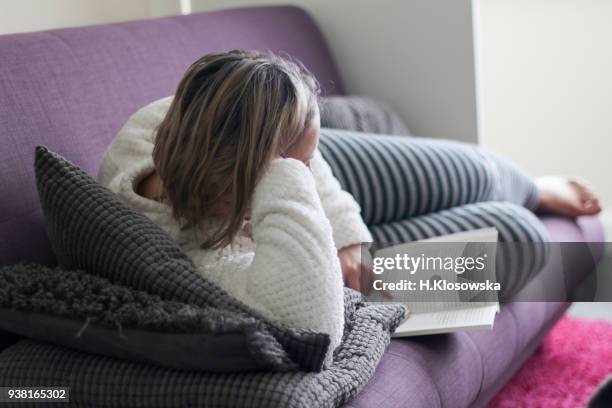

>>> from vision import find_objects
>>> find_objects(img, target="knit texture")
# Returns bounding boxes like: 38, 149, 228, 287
0, 263, 291, 372
0, 293, 404, 408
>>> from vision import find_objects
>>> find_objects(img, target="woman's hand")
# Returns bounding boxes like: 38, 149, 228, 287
338, 243, 391, 298
136, 171, 164, 199
338, 243, 381, 296
338, 243, 364, 292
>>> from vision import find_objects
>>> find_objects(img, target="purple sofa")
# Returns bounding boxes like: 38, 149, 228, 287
0, 6, 604, 408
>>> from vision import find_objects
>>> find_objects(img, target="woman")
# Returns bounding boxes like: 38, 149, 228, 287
98, 50, 601, 361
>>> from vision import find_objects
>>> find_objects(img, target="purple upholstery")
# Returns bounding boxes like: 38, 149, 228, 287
0, 5, 343, 267
0, 6, 605, 408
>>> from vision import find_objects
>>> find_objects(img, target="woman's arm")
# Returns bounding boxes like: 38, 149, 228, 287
241, 158, 345, 357
97, 97, 173, 190
310, 150, 372, 249
310, 151, 373, 291
186, 158, 345, 363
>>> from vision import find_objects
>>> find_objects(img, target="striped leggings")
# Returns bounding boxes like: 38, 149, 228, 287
318, 129, 550, 296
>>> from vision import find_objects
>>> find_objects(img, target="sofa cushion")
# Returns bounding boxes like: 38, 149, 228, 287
320, 96, 410, 136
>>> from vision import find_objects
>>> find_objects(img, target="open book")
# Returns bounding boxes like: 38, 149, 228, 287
372, 228, 500, 337
391, 301, 499, 337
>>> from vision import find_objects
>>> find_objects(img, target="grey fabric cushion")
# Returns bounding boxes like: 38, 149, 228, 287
0, 263, 289, 372
320, 95, 410, 136
33, 146, 329, 372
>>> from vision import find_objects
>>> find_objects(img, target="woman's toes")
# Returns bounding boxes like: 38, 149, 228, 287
572, 181, 602, 214
583, 197, 602, 214
536, 176, 602, 217
580, 189, 595, 202
578, 191, 601, 214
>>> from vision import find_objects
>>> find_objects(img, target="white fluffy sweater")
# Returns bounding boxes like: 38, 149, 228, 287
97, 97, 372, 359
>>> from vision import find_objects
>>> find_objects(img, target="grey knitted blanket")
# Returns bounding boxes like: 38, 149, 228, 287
0, 262, 404, 408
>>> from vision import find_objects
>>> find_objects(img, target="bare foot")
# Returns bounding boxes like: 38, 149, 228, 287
536, 176, 602, 218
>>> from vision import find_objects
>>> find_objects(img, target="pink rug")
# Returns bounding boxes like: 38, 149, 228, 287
489, 315, 612, 408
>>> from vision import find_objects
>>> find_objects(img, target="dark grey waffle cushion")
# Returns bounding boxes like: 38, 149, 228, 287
320, 95, 410, 136
33, 146, 329, 372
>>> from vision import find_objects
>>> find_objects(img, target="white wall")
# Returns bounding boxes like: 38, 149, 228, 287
193, 0, 479, 142
475, 0, 612, 213
0, 0, 183, 35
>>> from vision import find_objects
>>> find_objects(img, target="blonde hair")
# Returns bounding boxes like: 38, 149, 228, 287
153, 50, 320, 249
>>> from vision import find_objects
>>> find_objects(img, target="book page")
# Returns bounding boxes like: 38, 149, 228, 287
392, 303, 500, 337
370, 228, 500, 336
